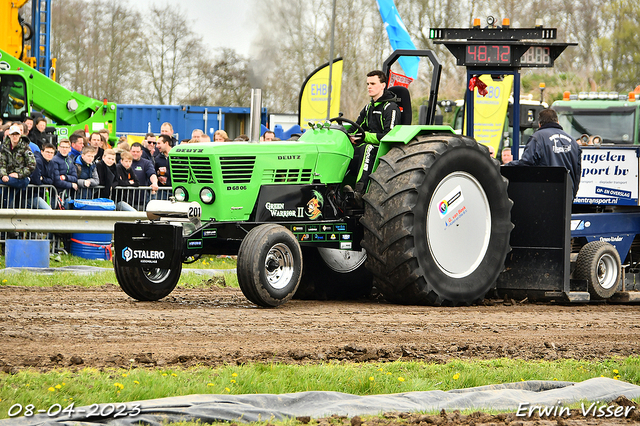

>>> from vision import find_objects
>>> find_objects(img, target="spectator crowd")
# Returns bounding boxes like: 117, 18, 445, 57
0, 116, 177, 211
1, 115, 289, 211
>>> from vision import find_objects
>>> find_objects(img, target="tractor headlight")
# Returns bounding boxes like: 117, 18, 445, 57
174, 186, 188, 202
200, 187, 215, 204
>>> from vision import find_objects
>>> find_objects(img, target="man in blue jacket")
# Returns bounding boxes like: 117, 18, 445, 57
506, 108, 582, 199
52, 138, 78, 196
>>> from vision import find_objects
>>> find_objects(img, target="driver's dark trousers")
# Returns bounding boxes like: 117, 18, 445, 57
349, 142, 379, 193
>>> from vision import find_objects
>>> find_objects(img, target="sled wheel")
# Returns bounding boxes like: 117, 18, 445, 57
237, 224, 303, 307
575, 241, 621, 299
114, 254, 182, 301
361, 134, 512, 305
296, 247, 373, 300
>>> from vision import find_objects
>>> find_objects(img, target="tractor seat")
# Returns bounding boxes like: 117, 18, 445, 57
387, 85, 412, 125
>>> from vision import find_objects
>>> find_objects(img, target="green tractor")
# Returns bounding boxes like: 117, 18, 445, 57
113, 50, 513, 307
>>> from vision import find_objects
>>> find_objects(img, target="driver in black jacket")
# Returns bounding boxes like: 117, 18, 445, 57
506, 108, 582, 198
345, 70, 400, 206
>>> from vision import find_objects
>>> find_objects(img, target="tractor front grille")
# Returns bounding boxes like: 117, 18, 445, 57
220, 156, 256, 184
170, 156, 214, 184
263, 169, 313, 183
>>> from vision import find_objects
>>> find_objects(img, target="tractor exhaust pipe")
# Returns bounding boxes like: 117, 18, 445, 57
249, 88, 262, 142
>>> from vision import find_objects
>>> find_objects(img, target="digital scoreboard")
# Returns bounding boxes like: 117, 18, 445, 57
430, 26, 575, 68
465, 45, 511, 65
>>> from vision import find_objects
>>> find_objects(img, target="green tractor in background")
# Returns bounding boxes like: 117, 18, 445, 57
113, 50, 513, 307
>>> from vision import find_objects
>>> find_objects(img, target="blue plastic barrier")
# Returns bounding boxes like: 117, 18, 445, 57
5, 240, 50, 268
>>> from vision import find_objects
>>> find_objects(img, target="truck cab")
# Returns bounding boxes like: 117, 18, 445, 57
552, 91, 640, 145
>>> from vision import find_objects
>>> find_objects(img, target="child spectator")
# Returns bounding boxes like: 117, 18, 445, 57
114, 151, 140, 209
28, 143, 53, 210
39, 143, 57, 187
52, 138, 78, 195
75, 146, 99, 198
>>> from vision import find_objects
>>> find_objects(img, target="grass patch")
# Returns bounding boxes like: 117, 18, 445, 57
0, 254, 238, 288
0, 253, 235, 270
1, 358, 639, 419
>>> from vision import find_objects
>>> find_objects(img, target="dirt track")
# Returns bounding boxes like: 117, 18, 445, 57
1, 284, 639, 371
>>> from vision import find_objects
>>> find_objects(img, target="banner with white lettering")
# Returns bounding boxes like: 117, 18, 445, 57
574, 147, 640, 205
298, 58, 343, 130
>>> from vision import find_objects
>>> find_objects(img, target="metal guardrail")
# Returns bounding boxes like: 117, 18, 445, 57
0, 209, 148, 233
0, 184, 172, 241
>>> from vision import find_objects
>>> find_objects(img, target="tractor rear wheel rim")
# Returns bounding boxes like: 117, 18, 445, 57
317, 247, 367, 273
426, 171, 491, 278
265, 243, 295, 290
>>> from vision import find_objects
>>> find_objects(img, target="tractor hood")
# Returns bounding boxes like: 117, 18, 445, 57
168, 128, 354, 221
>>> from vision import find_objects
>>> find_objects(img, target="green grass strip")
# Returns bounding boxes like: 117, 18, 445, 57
0, 254, 238, 288
1, 357, 639, 419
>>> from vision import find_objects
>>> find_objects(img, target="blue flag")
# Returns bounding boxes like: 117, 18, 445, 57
375, 0, 419, 79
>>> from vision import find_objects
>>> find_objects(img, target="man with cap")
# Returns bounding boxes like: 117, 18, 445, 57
0, 124, 37, 207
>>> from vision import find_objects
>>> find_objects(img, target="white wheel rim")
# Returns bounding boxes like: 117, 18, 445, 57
597, 253, 618, 290
426, 171, 491, 278
264, 243, 295, 290
318, 247, 367, 273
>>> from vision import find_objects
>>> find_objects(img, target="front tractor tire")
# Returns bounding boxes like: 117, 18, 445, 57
114, 255, 182, 301
574, 241, 621, 300
237, 224, 303, 307
361, 134, 512, 305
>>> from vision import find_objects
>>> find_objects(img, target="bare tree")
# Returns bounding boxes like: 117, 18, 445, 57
140, 4, 204, 104
50, 0, 142, 103
182, 49, 252, 107
51, 0, 88, 93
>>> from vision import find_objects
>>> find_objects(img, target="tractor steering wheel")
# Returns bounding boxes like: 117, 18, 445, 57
329, 116, 366, 143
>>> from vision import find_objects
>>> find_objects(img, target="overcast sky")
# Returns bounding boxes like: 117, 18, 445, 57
134, 0, 257, 56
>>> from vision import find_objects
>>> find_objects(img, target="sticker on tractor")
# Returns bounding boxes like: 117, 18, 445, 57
305, 190, 324, 220
265, 202, 303, 218
438, 185, 464, 219
187, 240, 203, 249
122, 246, 166, 263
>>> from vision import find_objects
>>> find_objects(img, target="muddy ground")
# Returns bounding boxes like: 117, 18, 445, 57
1, 284, 640, 424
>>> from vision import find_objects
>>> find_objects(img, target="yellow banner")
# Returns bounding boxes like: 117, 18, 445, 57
464, 75, 513, 157
299, 59, 343, 129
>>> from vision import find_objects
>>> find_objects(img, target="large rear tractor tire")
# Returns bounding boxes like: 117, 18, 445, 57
360, 134, 512, 305
237, 224, 303, 307
296, 247, 373, 300
114, 255, 182, 301
574, 241, 621, 300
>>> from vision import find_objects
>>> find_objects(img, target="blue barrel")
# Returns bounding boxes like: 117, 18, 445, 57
70, 233, 112, 260
5, 240, 50, 268
72, 198, 116, 211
